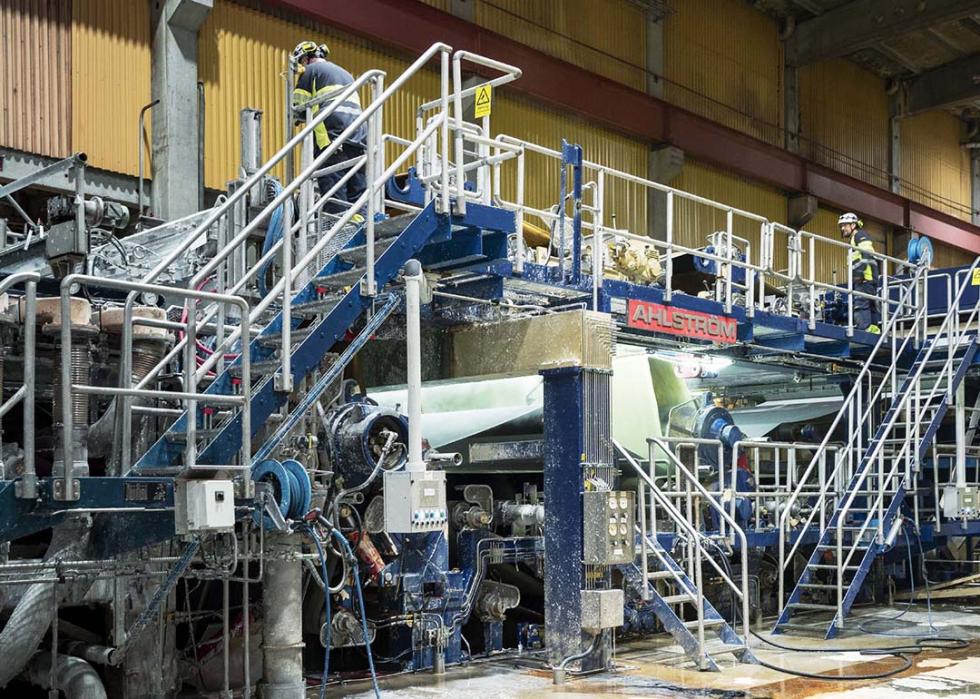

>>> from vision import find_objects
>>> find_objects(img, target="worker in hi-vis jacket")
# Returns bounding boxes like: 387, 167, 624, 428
291, 40, 366, 221
839, 212, 880, 334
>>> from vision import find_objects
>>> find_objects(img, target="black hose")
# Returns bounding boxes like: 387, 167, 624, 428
749, 630, 967, 681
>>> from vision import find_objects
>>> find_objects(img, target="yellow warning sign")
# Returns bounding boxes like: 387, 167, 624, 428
972, 267, 980, 286
474, 84, 492, 118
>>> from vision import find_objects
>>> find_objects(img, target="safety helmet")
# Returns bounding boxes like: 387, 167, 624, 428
317, 43, 330, 59
291, 40, 318, 64
838, 212, 860, 226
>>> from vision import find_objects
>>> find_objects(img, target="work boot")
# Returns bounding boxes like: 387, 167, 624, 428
867, 324, 881, 334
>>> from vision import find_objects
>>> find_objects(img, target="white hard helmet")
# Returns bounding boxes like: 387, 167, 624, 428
838, 212, 859, 226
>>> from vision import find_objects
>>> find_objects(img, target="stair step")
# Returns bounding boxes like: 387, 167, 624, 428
291, 295, 345, 319
337, 238, 397, 265
256, 327, 316, 348
808, 564, 860, 570
787, 602, 838, 611
702, 640, 746, 656
313, 266, 366, 289
646, 570, 678, 581
798, 583, 837, 590
682, 618, 725, 630
660, 594, 694, 604
166, 427, 228, 444
817, 543, 871, 550
229, 359, 282, 379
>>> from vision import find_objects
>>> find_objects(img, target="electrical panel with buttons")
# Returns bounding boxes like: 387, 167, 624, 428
383, 470, 448, 533
582, 490, 635, 565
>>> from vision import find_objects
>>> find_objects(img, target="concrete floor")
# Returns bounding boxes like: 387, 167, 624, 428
335, 604, 980, 698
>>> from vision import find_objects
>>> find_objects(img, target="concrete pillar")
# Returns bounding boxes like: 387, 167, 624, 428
648, 146, 684, 240
788, 193, 817, 229
150, 0, 211, 220
646, 13, 665, 99
449, 0, 475, 21
261, 534, 305, 699
889, 93, 902, 195
784, 63, 800, 154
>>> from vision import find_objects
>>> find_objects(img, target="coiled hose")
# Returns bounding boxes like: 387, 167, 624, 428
0, 517, 94, 687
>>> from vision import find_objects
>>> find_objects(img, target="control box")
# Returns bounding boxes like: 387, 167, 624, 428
583, 490, 635, 565
383, 470, 447, 533
580, 589, 625, 631
943, 486, 980, 519
175, 480, 235, 534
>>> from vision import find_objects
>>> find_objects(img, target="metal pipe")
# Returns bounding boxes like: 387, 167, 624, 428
197, 83, 205, 212
137, 100, 159, 218
260, 534, 305, 698
405, 260, 425, 471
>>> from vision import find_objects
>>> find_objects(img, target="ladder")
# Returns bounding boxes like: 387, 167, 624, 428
615, 440, 756, 670
775, 266, 980, 638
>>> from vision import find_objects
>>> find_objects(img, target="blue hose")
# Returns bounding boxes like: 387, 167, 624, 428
258, 180, 285, 297
331, 529, 381, 698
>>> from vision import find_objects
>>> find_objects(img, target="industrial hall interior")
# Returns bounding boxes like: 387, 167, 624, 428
12, 0, 980, 697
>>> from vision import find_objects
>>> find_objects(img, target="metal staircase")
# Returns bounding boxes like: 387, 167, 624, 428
615, 440, 756, 670
775, 266, 980, 638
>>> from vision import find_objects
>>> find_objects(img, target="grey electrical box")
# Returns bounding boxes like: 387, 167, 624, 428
580, 589, 624, 631
383, 470, 447, 533
943, 486, 980, 519
583, 490, 635, 565
175, 480, 235, 534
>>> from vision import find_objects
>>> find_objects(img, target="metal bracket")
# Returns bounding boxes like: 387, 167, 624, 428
13, 475, 38, 500
52, 478, 81, 501
273, 372, 294, 393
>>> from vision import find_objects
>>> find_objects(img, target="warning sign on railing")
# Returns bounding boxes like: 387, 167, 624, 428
474, 84, 492, 118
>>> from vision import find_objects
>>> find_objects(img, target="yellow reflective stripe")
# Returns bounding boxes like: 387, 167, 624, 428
857, 240, 875, 252
314, 122, 330, 148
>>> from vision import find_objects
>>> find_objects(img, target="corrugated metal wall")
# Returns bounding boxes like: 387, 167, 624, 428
670, 161, 786, 259
1, 0, 71, 158
664, 0, 782, 146
198, 0, 441, 189
798, 59, 890, 190
71, 0, 150, 176
474, 0, 647, 91
491, 94, 649, 237
900, 111, 971, 222
933, 241, 973, 268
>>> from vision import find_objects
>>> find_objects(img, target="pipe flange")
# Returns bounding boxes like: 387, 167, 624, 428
41, 323, 100, 340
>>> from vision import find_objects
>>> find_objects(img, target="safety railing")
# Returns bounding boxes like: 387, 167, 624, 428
615, 440, 750, 670
452, 125, 917, 335
57, 275, 251, 487
647, 438, 751, 653
776, 267, 928, 609
828, 259, 980, 628
0, 273, 39, 498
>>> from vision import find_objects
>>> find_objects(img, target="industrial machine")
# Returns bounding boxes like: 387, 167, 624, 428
0, 42, 978, 698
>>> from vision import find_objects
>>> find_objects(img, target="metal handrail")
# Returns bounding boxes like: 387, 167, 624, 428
829, 258, 980, 625
0, 273, 40, 497
775, 268, 927, 606
646, 437, 752, 648
614, 441, 709, 669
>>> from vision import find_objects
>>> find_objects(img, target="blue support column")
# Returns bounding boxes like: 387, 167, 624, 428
541, 365, 606, 668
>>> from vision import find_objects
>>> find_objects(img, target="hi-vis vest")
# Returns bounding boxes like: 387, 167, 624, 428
849, 229, 878, 283
293, 60, 365, 150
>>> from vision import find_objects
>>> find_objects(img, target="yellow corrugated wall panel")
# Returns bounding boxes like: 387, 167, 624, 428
490, 95, 648, 237
1, 0, 71, 158
933, 241, 972, 268
670, 161, 786, 260
664, 0, 782, 145
71, 0, 150, 176
798, 59, 889, 190
901, 111, 971, 222
198, 0, 440, 189
475, 0, 646, 90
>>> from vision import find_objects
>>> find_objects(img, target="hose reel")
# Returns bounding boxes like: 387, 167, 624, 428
251, 458, 313, 529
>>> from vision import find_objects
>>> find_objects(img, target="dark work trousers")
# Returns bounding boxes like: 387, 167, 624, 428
853, 279, 879, 330
316, 141, 367, 216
